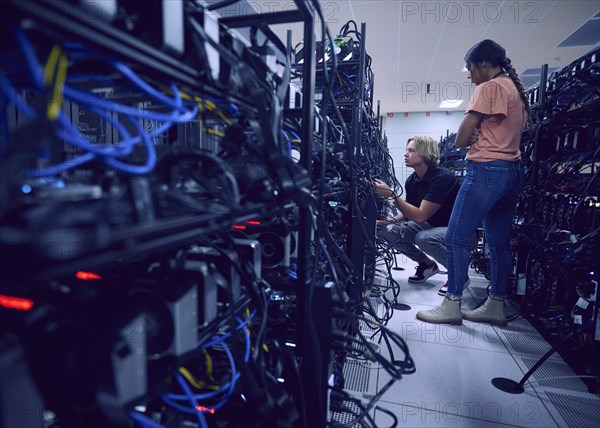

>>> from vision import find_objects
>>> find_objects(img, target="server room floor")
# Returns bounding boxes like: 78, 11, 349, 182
342, 256, 600, 428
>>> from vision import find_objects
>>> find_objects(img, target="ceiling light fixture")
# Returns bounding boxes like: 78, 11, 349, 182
439, 99, 464, 109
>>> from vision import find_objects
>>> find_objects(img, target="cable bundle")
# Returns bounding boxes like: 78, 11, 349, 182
1, 28, 198, 177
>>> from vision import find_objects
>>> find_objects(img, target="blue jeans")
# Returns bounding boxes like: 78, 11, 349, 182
378, 221, 447, 266
445, 160, 524, 300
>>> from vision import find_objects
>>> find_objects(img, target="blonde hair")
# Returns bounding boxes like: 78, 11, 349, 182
408, 136, 440, 167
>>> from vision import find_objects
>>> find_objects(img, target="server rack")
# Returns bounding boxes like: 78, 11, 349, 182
512, 48, 600, 391
0, 1, 323, 426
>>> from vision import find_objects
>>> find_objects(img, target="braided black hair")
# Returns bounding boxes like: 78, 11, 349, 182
465, 39, 530, 115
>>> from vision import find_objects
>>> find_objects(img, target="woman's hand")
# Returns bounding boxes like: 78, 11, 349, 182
373, 179, 394, 199
468, 127, 480, 146
376, 219, 392, 226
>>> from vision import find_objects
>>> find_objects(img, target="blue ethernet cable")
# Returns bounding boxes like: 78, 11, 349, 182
164, 340, 239, 411
175, 373, 209, 428
12, 26, 44, 89
111, 61, 188, 113
163, 311, 256, 413
129, 411, 166, 428
63, 85, 196, 123
0, 74, 37, 119
236, 316, 252, 363
9, 29, 197, 177
103, 113, 156, 175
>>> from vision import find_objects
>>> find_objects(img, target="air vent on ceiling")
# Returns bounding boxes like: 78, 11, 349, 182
557, 15, 600, 47
521, 67, 559, 89
522, 76, 542, 89
521, 67, 559, 76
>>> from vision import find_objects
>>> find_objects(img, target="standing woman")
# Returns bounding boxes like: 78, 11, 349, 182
416, 39, 528, 326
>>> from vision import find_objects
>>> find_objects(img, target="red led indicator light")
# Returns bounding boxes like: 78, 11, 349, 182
0, 295, 34, 311
75, 271, 102, 280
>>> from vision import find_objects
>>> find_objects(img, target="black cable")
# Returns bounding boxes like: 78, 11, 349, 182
376, 253, 403, 315
208, 242, 266, 317
316, 0, 401, 357
188, 15, 278, 106
328, 376, 396, 428
310, 0, 351, 149
373, 405, 399, 428
299, 6, 344, 418
278, 340, 307, 428
339, 20, 358, 37
331, 312, 414, 379
571, 166, 600, 230
304, 5, 415, 424
206, 0, 243, 11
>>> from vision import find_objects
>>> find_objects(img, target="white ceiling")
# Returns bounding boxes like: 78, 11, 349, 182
257, 0, 600, 114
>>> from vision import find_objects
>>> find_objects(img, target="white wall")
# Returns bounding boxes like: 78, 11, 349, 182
382, 111, 464, 184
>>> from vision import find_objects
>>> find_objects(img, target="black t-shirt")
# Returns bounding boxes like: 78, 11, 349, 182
405, 166, 460, 227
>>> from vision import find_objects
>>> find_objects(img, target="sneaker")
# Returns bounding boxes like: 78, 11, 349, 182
438, 277, 471, 296
437, 283, 448, 296
408, 262, 440, 283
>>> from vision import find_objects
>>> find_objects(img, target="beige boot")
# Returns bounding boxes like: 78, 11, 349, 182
416, 297, 462, 325
461, 297, 507, 326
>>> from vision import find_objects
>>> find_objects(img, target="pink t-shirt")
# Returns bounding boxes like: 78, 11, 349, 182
465, 76, 527, 162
